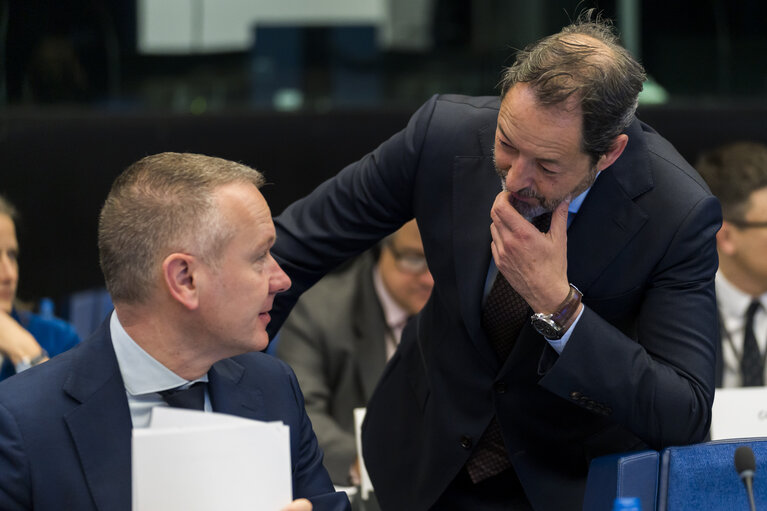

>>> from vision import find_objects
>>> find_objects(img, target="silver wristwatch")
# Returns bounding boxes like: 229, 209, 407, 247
530, 284, 583, 340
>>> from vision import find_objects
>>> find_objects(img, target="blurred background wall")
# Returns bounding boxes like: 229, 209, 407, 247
1, 0, 766, 324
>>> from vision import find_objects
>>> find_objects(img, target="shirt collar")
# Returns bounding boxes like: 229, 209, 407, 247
109, 310, 207, 396
372, 266, 410, 330
716, 271, 767, 319
569, 184, 590, 215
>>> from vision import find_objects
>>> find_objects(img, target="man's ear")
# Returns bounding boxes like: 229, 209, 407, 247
596, 134, 629, 172
716, 221, 738, 256
163, 253, 200, 310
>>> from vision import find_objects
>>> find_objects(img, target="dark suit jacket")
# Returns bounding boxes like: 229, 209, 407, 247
269, 95, 721, 510
716, 321, 725, 387
0, 318, 350, 511
277, 252, 388, 484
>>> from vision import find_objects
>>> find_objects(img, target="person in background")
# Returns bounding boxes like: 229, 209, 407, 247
267, 10, 720, 510
0, 194, 80, 381
0, 153, 349, 511
696, 141, 767, 388
277, 219, 433, 486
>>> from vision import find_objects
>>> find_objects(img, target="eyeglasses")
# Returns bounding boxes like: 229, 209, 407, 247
728, 219, 767, 229
385, 243, 429, 274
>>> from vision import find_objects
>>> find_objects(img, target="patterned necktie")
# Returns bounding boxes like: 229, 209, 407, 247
159, 381, 208, 410
741, 300, 763, 387
465, 212, 552, 484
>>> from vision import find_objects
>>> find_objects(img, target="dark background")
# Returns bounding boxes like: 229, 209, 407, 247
2, 0, 767, 311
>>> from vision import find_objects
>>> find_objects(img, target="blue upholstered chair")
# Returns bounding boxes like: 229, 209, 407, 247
584, 439, 767, 510
584, 450, 660, 511
658, 438, 767, 510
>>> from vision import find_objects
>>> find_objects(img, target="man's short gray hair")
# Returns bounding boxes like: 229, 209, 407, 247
98, 152, 265, 304
498, 9, 646, 164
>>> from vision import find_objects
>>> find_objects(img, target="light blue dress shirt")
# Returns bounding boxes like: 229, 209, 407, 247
109, 311, 210, 428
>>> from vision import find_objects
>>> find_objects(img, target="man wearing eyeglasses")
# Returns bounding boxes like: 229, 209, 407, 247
276, 219, 433, 486
696, 141, 767, 388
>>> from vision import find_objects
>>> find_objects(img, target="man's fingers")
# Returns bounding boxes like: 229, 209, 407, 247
548, 199, 570, 239
282, 498, 312, 511
491, 192, 526, 229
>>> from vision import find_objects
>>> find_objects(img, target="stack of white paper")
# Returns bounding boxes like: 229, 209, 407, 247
132, 408, 291, 511
353, 407, 374, 501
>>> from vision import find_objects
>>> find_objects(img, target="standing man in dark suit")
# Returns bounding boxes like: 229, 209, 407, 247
276, 219, 433, 485
0, 153, 350, 511
268, 11, 721, 511
695, 141, 767, 388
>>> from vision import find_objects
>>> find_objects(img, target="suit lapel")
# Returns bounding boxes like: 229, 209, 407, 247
452, 122, 502, 369
352, 257, 389, 400
208, 358, 264, 420
566, 119, 652, 291
63, 321, 133, 511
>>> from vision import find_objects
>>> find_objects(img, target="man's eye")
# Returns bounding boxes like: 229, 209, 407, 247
539, 164, 556, 175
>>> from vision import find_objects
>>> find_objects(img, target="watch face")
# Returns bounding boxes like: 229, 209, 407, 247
531, 315, 563, 339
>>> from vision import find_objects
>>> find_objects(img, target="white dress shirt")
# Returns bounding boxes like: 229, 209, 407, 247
716, 272, 767, 388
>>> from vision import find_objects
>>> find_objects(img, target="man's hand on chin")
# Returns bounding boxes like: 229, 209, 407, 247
489, 194, 571, 312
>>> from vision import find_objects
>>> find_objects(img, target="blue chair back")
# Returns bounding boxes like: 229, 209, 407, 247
658, 438, 767, 511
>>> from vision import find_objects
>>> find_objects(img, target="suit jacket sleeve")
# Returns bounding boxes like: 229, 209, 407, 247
284, 364, 351, 511
0, 401, 32, 510
540, 189, 720, 447
269, 96, 440, 335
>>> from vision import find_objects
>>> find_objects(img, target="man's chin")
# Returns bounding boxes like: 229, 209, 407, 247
508, 196, 548, 221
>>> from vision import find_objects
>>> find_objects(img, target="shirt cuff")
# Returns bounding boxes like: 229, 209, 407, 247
546, 306, 585, 354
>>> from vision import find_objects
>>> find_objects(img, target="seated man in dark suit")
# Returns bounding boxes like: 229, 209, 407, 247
0, 153, 350, 511
276, 219, 433, 486
0, 194, 80, 380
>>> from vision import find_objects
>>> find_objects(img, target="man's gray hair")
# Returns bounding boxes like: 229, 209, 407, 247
98, 152, 265, 304
499, 9, 646, 164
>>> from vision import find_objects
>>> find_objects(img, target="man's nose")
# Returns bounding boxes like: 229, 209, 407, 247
504, 157, 535, 191
269, 257, 291, 294
419, 270, 434, 288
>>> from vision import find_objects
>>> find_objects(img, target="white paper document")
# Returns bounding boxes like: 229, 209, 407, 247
353, 407, 374, 500
711, 387, 767, 440
132, 408, 292, 511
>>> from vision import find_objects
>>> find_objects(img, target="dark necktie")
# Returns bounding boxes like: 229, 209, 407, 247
741, 300, 763, 387
465, 212, 552, 484
159, 381, 208, 410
